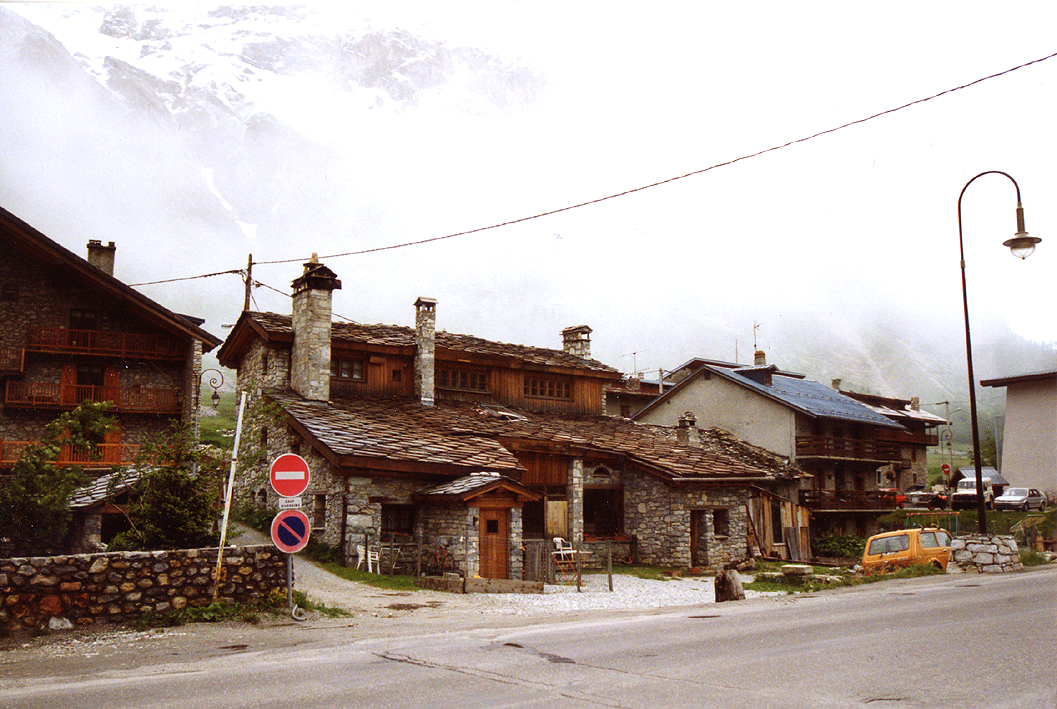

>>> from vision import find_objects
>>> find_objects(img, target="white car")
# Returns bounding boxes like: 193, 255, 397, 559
993, 487, 1048, 512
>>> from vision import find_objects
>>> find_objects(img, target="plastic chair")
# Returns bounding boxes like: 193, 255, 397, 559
356, 545, 379, 573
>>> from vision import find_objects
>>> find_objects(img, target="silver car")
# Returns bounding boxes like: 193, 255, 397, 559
993, 487, 1048, 512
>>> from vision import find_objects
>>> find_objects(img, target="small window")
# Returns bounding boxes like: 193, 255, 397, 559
381, 504, 414, 537
486, 519, 499, 534
584, 487, 623, 537
312, 494, 326, 530
524, 376, 572, 400
260, 428, 268, 450
437, 368, 487, 392
713, 509, 730, 537
330, 357, 364, 381
262, 355, 269, 376
392, 369, 402, 382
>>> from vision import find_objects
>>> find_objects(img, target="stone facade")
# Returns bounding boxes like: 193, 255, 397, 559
290, 263, 339, 402
950, 534, 1023, 573
624, 469, 747, 568
0, 545, 285, 632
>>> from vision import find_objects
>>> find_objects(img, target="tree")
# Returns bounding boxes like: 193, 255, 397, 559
108, 423, 224, 551
0, 402, 116, 556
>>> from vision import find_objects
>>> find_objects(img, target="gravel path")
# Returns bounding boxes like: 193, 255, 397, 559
229, 526, 778, 620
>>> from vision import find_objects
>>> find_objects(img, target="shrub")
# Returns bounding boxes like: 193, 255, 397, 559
811, 533, 867, 559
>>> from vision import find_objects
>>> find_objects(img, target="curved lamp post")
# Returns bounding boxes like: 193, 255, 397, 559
957, 171, 1041, 533
194, 368, 225, 443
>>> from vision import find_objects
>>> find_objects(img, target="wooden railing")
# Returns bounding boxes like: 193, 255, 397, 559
876, 430, 940, 446
799, 489, 901, 510
25, 327, 185, 359
0, 440, 139, 468
0, 347, 23, 373
4, 381, 182, 413
795, 435, 902, 462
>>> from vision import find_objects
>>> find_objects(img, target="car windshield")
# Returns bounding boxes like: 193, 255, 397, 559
1003, 488, 1028, 497
957, 480, 977, 490
868, 534, 909, 555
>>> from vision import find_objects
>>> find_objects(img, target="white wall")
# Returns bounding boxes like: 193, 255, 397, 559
638, 375, 797, 458
999, 378, 1057, 494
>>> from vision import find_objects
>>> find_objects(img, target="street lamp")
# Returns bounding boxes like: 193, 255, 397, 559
194, 368, 225, 443
957, 171, 1041, 534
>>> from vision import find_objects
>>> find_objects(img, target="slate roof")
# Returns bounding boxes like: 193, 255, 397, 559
229, 311, 619, 375
638, 363, 904, 429
269, 391, 805, 483
419, 472, 541, 502
69, 469, 142, 509
981, 368, 1057, 387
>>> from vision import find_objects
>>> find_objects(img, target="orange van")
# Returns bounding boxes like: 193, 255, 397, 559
861, 528, 951, 573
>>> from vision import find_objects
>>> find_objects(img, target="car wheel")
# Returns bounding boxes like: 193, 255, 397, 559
1023, 502, 1030, 512
1041, 501, 1047, 511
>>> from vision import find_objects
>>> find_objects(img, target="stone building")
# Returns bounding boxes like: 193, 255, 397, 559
636, 354, 936, 540
0, 207, 222, 553
217, 259, 807, 576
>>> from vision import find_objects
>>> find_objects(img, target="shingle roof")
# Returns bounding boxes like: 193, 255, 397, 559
69, 469, 142, 509
269, 391, 804, 483
239, 312, 619, 374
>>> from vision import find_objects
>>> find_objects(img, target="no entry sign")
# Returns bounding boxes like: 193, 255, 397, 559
270, 453, 311, 498
271, 509, 311, 553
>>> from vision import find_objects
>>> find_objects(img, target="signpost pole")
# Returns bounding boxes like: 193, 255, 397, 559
212, 391, 247, 602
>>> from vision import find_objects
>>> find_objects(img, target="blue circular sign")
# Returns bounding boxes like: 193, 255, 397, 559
271, 509, 311, 553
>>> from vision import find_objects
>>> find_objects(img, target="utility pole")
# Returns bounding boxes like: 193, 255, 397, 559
243, 253, 253, 311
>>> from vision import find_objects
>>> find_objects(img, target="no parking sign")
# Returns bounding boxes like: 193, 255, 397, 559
271, 509, 311, 554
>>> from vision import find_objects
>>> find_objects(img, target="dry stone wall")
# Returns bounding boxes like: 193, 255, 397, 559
950, 534, 1023, 573
0, 545, 285, 632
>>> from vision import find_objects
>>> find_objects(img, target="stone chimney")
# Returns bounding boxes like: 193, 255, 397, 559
832, 378, 842, 391
290, 255, 341, 401
86, 240, 116, 275
753, 350, 766, 366
415, 297, 437, 407
676, 411, 698, 446
910, 396, 920, 411
562, 325, 592, 359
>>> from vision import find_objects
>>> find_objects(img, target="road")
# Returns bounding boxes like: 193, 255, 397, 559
1, 567, 1054, 709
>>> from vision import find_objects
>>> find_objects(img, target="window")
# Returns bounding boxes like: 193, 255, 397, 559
77, 364, 105, 387
330, 357, 364, 381
262, 355, 269, 376
583, 487, 623, 537
69, 308, 98, 330
437, 368, 487, 392
381, 504, 415, 537
524, 376, 572, 400
313, 494, 326, 530
713, 509, 730, 537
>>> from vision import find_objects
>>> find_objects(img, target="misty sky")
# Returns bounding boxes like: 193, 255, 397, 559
3, 1, 1055, 390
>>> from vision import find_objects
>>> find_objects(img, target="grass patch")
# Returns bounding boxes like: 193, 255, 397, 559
315, 562, 420, 591
1020, 549, 1050, 567
743, 562, 945, 594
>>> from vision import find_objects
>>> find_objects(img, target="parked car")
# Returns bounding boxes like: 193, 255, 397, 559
876, 488, 907, 508
861, 527, 951, 573
951, 478, 997, 510
906, 486, 949, 509
993, 487, 1048, 512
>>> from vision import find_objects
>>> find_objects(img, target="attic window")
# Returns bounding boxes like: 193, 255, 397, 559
524, 376, 571, 400
438, 368, 487, 392
330, 358, 364, 381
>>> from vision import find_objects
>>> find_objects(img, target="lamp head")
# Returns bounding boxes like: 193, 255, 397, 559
1003, 204, 1041, 259
211, 390, 221, 408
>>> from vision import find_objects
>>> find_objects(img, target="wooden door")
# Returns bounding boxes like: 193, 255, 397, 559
478, 507, 509, 579
103, 366, 120, 406
103, 426, 122, 465
60, 364, 77, 405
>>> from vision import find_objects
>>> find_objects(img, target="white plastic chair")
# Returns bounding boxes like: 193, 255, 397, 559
356, 545, 379, 573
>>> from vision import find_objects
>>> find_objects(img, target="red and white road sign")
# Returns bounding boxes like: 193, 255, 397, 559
941, 463, 951, 477
270, 453, 311, 498
271, 509, 310, 554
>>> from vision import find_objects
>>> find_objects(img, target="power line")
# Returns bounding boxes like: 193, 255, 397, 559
256, 49, 1057, 267
129, 49, 1057, 285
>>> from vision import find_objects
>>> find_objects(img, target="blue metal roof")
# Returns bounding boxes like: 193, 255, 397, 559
706, 365, 905, 428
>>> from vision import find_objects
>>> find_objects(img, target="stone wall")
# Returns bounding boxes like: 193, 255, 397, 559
0, 545, 285, 632
950, 534, 1023, 573
624, 468, 747, 568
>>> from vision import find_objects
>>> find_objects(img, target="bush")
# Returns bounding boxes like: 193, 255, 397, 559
812, 533, 867, 559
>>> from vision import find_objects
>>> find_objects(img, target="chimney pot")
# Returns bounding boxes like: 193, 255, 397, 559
753, 350, 766, 366
562, 325, 592, 359
910, 396, 920, 411
290, 258, 341, 401
832, 378, 842, 390
676, 411, 698, 446
86, 240, 116, 275
415, 297, 437, 407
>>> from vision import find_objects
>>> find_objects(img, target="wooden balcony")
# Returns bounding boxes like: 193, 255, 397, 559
4, 381, 183, 414
0, 440, 139, 468
876, 430, 940, 447
25, 327, 185, 360
799, 489, 900, 510
795, 435, 902, 462
0, 347, 23, 374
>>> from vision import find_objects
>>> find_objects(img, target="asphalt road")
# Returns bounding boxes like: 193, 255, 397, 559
2, 567, 1054, 709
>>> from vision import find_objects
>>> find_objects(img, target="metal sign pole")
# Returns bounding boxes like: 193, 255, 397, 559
212, 391, 247, 602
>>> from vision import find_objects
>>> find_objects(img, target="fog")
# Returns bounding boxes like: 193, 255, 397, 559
1, 2, 1054, 412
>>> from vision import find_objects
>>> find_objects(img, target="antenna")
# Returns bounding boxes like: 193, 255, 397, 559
753, 322, 762, 350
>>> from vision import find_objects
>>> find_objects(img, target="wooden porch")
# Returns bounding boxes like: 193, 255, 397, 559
25, 327, 185, 360
795, 435, 902, 462
4, 381, 182, 414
